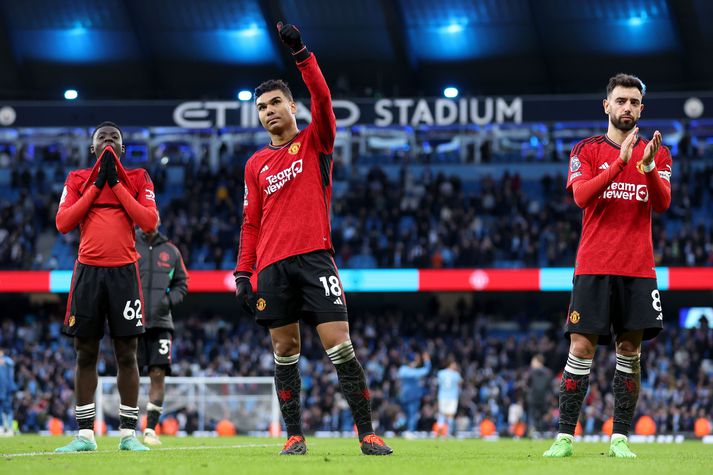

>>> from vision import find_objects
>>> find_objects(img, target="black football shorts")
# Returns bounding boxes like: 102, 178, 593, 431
255, 251, 348, 329
137, 328, 173, 375
63, 261, 146, 339
565, 274, 664, 345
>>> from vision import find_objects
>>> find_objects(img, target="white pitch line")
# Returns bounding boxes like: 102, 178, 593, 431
2, 443, 282, 458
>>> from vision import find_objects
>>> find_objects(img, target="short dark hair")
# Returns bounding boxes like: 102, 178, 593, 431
606, 73, 646, 97
92, 121, 123, 141
254, 79, 294, 102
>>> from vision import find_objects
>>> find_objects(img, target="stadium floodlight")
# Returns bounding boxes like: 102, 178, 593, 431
238, 90, 253, 101
627, 16, 645, 27
443, 87, 459, 99
64, 89, 78, 100
237, 23, 261, 37
443, 23, 465, 34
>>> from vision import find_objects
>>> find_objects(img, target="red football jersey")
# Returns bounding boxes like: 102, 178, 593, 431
57, 157, 158, 267
236, 53, 336, 274
566, 135, 672, 278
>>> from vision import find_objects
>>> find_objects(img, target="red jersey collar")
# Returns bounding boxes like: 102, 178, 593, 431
267, 130, 301, 150
604, 133, 641, 150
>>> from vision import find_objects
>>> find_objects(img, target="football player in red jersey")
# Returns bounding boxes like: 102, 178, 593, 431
234, 23, 391, 456
544, 74, 671, 459
55, 122, 158, 453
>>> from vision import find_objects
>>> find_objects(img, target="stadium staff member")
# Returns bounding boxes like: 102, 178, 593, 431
55, 121, 158, 453
135, 225, 189, 446
234, 22, 392, 455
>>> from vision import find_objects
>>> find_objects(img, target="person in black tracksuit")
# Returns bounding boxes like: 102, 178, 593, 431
135, 228, 188, 445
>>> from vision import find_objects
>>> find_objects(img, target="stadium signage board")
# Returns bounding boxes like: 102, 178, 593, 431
2, 267, 712, 293
0, 94, 709, 128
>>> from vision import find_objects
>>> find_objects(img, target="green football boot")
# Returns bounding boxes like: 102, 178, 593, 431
55, 436, 97, 453
119, 435, 150, 451
543, 435, 574, 458
609, 436, 637, 458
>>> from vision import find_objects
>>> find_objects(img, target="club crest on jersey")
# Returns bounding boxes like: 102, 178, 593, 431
570, 156, 581, 172
569, 310, 580, 324
256, 298, 267, 311
288, 142, 301, 155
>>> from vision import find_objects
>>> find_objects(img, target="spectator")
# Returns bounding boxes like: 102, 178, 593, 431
397, 351, 432, 432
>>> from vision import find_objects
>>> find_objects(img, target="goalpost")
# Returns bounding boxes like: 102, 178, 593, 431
96, 376, 280, 435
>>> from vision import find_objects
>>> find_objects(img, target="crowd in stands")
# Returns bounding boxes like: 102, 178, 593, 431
2, 299, 711, 436
2, 144, 711, 271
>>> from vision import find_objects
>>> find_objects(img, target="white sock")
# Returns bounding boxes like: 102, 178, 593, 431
120, 428, 136, 439
78, 429, 95, 441
611, 433, 628, 443
564, 353, 593, 375
556, 433, 574, 441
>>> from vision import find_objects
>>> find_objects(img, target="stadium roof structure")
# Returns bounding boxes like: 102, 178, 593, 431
0, 0, 711, 100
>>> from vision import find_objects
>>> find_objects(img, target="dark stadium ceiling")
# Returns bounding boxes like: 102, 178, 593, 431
0, 0, 711, 100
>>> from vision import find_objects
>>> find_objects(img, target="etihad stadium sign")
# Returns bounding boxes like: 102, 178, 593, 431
0, 94, 709, 128
173, 97, 523, 128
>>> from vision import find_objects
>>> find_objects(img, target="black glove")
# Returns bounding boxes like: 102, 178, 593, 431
277, 21, 309, 61
234, 272, 254, 316
94, 155, 108, 189
106, 152, 120, 187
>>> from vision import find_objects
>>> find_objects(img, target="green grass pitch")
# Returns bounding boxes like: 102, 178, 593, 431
1, 436, 711, 475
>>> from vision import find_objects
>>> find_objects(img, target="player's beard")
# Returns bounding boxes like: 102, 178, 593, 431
610, 114, 637, 132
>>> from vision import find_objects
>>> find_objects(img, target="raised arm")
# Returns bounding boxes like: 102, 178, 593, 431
108, 156, 159, 233
56, 168, 103, 234
277, 22, 336, 153
641, 132, 672, 213
571, 161, 626, 209
567, 130, 638, 208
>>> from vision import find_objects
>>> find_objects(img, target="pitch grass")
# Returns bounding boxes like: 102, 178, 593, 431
1, 435, 711, 475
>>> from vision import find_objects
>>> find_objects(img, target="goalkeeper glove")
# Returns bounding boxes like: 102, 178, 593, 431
234, 272, 255, 316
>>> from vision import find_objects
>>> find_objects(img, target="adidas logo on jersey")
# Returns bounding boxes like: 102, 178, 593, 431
260, 165, 269, 174
599, 162, 610, 170
333, 297, 343, 305
136, 319, 143, 327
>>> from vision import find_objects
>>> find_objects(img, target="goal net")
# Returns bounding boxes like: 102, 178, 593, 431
96, 376, 279, 435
